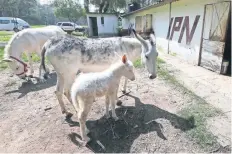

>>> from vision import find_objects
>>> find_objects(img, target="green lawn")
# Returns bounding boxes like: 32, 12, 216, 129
0, 47, 41, 71
0, 25, 47, 42
0, 47, 8, 70
31, 25, 46, 28
0, 31, 14, 42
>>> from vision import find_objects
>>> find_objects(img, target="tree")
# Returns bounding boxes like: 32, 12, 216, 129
89, 0, 127, 13
84, 0, 89, 13
53, 0, 86, 23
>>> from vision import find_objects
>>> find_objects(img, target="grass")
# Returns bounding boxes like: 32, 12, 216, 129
133, 58, 143, 68
0, 25, 46, 42
0, 47, 42, 71
31, 25, 46, 28
157, 57, 221, 150
133, 56, 221, 149
71, 31, 85, 37
133, 57, 165, 68
21, 53, 41, 62
0, 47, 8, 70
0, 31, 14, 42
170, 52, 177, 56
157, 45, 165, 53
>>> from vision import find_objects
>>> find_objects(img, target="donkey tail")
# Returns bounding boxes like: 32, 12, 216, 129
39, 44, 49, 80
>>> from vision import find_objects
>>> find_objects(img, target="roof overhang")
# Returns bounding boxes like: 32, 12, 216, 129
121, 0, 179, 17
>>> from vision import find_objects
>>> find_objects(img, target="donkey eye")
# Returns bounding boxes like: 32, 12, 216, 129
16, 67, 19, 70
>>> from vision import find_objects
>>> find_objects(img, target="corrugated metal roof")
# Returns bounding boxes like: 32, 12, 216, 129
121, 0, 179, 17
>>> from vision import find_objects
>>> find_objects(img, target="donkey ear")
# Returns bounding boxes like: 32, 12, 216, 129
122, 54, 127, 64
2, 58, 13, 62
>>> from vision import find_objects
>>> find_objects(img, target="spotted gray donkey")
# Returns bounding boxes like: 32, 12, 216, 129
39, 29, 158, 118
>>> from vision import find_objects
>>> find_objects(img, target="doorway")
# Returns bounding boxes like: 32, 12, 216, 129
199, 1, 231, 74
222, 9, 231, 75
89, 17, 98, 36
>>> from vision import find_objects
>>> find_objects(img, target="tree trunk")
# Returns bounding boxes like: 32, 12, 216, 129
103, 1, 109, 13
84, 0, 89, 13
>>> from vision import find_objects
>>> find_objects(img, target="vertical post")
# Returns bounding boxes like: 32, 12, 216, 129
198, 5, 207, 66
167, 2, 172, 54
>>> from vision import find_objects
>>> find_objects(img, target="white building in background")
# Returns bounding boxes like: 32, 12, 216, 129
86, 13, 118, 37
121, 0, 231, 75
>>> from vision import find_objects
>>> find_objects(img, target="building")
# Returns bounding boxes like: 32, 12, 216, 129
122, 0, 231, 75
86, 13, 119, 37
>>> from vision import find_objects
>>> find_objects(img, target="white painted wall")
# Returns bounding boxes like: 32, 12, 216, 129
122, 0, 226, 65
87, 14, 118, 36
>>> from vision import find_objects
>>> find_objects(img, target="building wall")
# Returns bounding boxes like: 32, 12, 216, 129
87, 14, 118, 36
122, 0, 226, 65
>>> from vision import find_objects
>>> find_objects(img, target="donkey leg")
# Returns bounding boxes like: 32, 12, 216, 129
78, 97, 93, 142
27, 53, 34, 77
115, 84, 122, 106
55, 74, 72, 118
64, 74, 76, 104
122, 77, 128, 93
110, 93, 119, 121
105, 95, 110, 118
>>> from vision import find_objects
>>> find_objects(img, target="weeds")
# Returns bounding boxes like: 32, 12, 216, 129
157, 57, 221, 150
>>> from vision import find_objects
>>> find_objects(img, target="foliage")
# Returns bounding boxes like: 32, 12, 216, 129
0, 47, 8, 70
86, 0, 163, 13
89, 0, 127, 13
0, 31, 14, 42
157, 57, 221, 150
53, 0, 86, 23
0, 0, 56, 25
31, 25, 46, 28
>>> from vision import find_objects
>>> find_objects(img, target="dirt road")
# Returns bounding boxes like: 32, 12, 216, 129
0, 63, 230, 153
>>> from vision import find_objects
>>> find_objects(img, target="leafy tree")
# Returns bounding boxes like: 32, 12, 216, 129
89, 0, 127, 13
53, 0, 86, 23
84, 0, 90, 13
87, 0, 163, 13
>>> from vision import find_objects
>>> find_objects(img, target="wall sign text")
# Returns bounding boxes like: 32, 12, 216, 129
167, 15, 200, 45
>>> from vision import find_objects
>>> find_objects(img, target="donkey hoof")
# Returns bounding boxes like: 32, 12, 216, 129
113, 116, 119, 121
28, 75, 33, 78
105, 113, 111, 119
65, 112, 73, 119
82, 136, 91, 145
116, 100, 122, 106
86, 128, 90, 135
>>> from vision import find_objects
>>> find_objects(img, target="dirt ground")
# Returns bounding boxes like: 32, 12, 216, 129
0, 64, 229, 153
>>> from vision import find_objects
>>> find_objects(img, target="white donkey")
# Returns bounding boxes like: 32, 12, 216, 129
71, 54, 135, 142
2, 25, 66, 78
39, 29, 158, 118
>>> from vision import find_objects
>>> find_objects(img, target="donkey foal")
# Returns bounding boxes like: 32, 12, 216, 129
71, 54, 135, 142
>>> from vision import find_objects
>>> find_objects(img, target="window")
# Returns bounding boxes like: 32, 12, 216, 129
62, 23, 72, 26
57, 22, 62, 26
0, 20, 10, 24
11, 20, 18, 24
101, 17, 104, 25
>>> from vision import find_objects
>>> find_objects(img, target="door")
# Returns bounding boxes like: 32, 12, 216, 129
135, 16, 142, 32
146, 14, 152, 32
200, 2, 231, 73
90, 17, 98, 36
